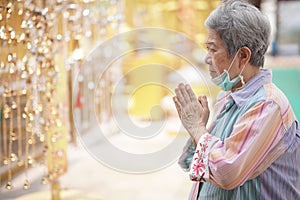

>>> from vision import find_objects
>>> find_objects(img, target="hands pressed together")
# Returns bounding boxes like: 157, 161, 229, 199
173, 83, 210, 146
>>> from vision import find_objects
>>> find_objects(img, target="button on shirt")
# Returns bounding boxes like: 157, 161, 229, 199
178, 69, 300, 199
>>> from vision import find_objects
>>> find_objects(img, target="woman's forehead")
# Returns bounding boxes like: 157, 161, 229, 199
206, 29, 224, 47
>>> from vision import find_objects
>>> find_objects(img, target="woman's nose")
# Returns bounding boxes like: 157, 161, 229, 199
205, 53, 212, 65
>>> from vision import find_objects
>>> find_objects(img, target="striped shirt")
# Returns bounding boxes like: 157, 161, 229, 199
178, 69, 300, 199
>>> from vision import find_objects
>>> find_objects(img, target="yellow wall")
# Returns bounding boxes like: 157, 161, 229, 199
122, 0, 220, 119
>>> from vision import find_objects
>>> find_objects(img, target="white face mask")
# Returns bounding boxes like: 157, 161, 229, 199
211, 50, 246, 91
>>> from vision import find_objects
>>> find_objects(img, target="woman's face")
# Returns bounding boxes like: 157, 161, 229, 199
204, 29, 239, 79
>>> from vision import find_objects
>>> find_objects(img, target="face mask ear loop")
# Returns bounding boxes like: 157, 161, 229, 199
237, 65, 247, 90
226, 49, 240, 73
239, 64, 246, 76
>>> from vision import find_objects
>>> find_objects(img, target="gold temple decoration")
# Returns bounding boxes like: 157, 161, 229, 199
1, 0, 124, 193
0, 0, 67, 190
0, 0, 218, 195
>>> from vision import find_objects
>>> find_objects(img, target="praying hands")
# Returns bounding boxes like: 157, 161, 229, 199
173, 83, 209, 146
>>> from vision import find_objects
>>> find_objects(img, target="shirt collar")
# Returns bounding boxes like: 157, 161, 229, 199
229, 69, 272, 108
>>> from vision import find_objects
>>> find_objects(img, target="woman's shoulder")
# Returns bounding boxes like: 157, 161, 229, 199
263, 82, 290, 106
263, 82, 297, 128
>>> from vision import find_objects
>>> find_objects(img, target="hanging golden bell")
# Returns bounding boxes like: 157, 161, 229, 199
3, 158, 9, 165
23, 179, 30, 189
10, 153, 18, 162
10, 132, 17, 141
11, 101, 17, 109
41, 176, 49, 184
5, 181, 13, 190
27, 156, 34, 165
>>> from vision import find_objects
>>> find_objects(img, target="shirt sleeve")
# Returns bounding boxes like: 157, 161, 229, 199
189, 100, 290, 189
189, 133, 219, 181
178, 138, 195, 172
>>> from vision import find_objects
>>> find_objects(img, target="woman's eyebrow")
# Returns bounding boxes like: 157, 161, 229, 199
205, 42, 217, 47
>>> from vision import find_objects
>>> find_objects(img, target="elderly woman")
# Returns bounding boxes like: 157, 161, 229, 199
173, 0, 300, 199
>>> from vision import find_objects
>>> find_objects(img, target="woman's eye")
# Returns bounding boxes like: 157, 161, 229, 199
208, 48, 216, 53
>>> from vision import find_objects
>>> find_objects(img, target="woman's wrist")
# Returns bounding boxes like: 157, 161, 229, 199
191, 126, 208, 147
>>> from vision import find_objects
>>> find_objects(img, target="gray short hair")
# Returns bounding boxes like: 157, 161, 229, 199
205, 0, 271, 67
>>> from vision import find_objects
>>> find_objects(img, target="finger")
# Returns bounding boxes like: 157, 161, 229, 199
185, 84, 197, 101
198, 95, 209, 109
175, 87, 184, 104
179, 83, 191, 102
175, 84, 186, 104
173, 96, 182, 118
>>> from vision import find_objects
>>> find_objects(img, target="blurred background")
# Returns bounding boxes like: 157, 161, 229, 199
0, 0, 299, 199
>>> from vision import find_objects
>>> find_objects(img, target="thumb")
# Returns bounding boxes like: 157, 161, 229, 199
198, 95, 209, 109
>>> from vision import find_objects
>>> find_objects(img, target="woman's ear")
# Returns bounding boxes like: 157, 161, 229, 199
239, 46, 251, 68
